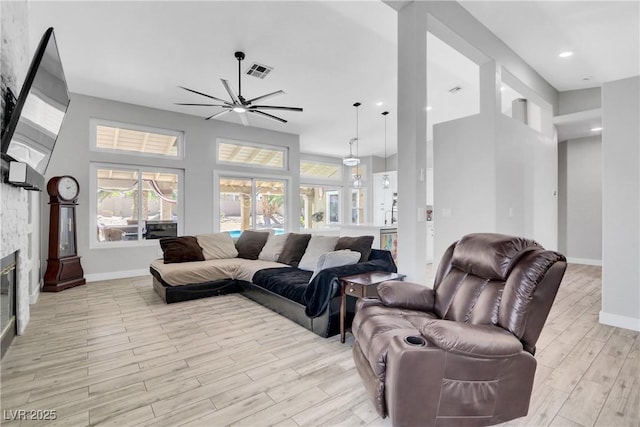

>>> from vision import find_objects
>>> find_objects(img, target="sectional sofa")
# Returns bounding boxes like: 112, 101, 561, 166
150, 230, 397, 337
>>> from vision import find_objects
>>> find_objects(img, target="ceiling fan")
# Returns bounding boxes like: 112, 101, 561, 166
176, 51, 303, 125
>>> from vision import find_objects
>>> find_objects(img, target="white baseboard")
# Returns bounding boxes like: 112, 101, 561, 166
85, 269, 149, 283
567, 257, 602, 266
599, 311, 640, 332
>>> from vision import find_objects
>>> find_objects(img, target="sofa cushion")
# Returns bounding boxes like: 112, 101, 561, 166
235, 230, 270, 260
277, 233, 312, 267
151, 258, 247, 286
298, 235, 340, 271
252, 267, 313, 305
309, 250, 360, 282
258, 233, 289, 262
335, 235, 375, 262
160, 236, 205, 264
235, 259, 291, 283
197, 233, 238, 260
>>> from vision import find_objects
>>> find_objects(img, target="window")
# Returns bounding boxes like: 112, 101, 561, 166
91, 119, 183, 159
300, 160, 342, 180
93, 165, 182, 245
217, 139, 286, 169
300, 186, 341, 229
351, 188, 366, 225
218, 176, 287, 235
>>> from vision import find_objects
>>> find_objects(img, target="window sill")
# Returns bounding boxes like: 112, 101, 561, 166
90, 239, 161, 250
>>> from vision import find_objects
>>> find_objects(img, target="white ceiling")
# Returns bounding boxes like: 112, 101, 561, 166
459, 1, 640, 92
27, 1, 639, 159
28, 1, 399, 159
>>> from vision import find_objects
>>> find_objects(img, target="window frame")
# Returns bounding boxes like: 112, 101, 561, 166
300, 158, 343, 181
299, 185, 342, 229
216, 137, 288, 171
89, 162, 184, 249
90, 118, 185, 160
214, 170, 291, 233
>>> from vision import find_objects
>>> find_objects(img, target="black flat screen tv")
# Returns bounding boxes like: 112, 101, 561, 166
1, 27, 70, 175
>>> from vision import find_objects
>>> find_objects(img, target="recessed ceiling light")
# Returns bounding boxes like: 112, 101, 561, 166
426, 106, 433, 111
591, 127, 603, 132
559, 51, 573, 58
500, 86, 505, 91
376, 101, 383, 107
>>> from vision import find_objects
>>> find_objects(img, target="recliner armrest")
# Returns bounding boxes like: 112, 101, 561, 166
378, 281, 435, 312
420, 319, 523, 357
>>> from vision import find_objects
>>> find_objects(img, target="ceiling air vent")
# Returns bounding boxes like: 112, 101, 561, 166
246, 63, 273, 79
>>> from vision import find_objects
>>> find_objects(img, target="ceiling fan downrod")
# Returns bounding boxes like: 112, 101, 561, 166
235, 51, 245, 100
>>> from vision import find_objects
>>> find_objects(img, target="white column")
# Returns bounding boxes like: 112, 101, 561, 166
397, 2, 427, 284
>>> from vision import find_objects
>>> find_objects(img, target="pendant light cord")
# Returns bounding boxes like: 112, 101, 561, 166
382, 111, 389, 172
354, 102, 361, 178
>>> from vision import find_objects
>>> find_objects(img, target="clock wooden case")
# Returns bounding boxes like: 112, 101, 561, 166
44, 175, 86, 292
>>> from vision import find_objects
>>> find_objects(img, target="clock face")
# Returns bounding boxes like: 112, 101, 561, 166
57, 176, 79, 201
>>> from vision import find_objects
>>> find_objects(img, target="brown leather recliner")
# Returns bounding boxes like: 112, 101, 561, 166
352, 233, 567, 427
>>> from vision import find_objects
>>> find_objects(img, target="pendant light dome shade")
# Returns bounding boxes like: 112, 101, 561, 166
382, 174, 390, 189
353, 173, 362, 188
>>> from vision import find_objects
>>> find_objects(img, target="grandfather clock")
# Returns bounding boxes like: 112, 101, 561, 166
44, 176, 86, 292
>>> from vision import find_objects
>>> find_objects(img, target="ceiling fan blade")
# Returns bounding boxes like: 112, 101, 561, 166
175, 103, 228, 107
178, 86, 230, 104
246, 90, 285, 104
248, 109, 288, 124
220, 79, 241, 105
239, 112, 249, 126
205, 109, 231, 120
250, 105, 303, 112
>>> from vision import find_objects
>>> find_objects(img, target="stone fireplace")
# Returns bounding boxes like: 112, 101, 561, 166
1, 0, 41, 346
1, 251, 17, 358
0, 181, 39, 338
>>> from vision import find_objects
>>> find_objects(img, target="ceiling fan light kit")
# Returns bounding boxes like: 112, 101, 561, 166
176, 51, 302, 125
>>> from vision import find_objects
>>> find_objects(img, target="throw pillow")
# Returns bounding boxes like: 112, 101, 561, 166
258, 233, 289, 262
196, 233, 238, 260
160, 236, 205, 264
297, 235, 340, 271
334, 235, 375, 262
235, 230, 271, 260
277, 233, 312, 267
309, 250, 361, 282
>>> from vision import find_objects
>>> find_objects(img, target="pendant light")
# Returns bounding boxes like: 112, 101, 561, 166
381, 111, 390, 189
343, 139, 360, 166
351, 102, 362, 188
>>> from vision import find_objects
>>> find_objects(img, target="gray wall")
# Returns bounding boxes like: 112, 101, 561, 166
45, 93, 300, 279
558, 136, 602, 261
397, 1, 560, 279
558, 87, 602, 115
601, 76, 640, 330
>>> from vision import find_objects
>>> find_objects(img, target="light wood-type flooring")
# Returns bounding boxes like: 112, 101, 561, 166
1, 264, 638, 426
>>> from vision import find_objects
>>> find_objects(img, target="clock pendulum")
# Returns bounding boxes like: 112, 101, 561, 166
43, 175, 86, 291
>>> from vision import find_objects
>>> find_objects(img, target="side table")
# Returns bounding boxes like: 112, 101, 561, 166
339, 271, 406, 343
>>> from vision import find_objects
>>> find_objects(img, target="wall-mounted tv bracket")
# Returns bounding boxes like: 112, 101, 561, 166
1, 87, 17, 138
